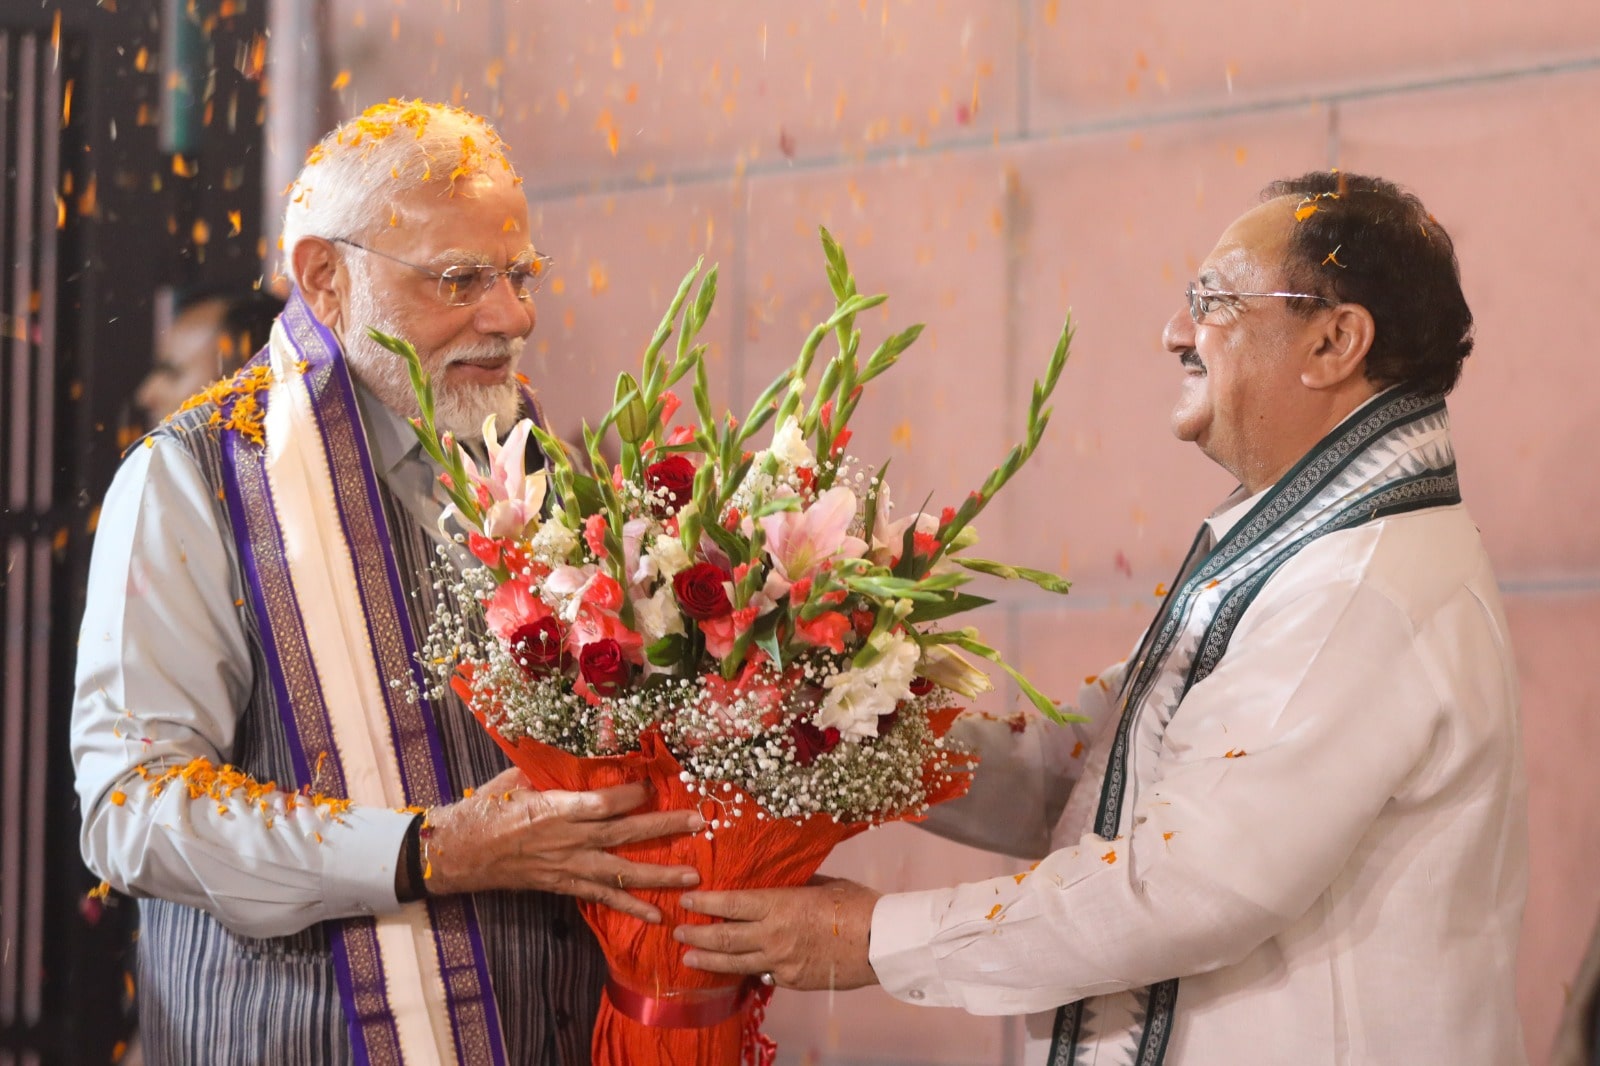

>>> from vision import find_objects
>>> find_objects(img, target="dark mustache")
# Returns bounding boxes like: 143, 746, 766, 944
1180, 349, 1203, 370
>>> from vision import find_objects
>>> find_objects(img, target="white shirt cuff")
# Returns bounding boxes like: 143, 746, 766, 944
869, 889, 957, 1008
318, 806, 415, 919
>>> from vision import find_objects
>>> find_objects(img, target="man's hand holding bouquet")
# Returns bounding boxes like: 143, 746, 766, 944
377, 230, 1078, 1065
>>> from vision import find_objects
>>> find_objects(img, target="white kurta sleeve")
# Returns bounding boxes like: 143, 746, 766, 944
72, 435, 415, 938
917, 663, 1128, 860
870, 553, 1449, 1015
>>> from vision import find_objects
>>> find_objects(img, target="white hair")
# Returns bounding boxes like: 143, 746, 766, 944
279, 99, 520, 271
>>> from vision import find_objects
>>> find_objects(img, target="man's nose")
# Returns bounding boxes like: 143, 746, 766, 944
475, 274, 536, 338
1161, 306, 1194, 354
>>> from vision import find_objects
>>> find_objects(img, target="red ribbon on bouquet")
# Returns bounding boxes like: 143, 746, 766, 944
455, 671, 972, 1066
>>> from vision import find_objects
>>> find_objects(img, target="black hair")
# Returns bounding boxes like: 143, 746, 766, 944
1263, 172, 1473, 396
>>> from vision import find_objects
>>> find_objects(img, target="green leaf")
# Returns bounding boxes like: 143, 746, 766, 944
749, 494, 802, 519
646, 634, 688, 668
904, 592, 994, 624
718, 455, 754, 510
946, 633, 1085, 725
751, 612, 784, 667
568, 472, 606, 516
956, 557, 1073, 594
701, 517, 746, 564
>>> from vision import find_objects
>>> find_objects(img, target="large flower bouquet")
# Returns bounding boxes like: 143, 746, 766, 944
382, 230, 1075, 1066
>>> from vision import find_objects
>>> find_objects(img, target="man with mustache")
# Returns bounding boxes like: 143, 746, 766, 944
677, 174, 1528, 1065
72, 100, 700, 1064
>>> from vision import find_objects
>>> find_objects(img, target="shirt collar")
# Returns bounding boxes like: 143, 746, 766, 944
1204, 484, 1266, 543
353, 381, 421, 477
1203, 385, 1410, 543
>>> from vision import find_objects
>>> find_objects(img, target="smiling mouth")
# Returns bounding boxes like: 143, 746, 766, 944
452, 353, 511, 370
1180, 350, 1205, 375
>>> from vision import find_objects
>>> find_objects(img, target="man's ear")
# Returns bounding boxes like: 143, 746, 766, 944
1302, 302, 1376, 390
291, 236, 344, 332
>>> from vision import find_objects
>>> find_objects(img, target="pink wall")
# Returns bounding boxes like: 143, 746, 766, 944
319, 3, 1600, 1061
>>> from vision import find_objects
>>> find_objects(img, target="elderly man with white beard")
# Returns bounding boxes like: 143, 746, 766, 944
71, 100, 701, 1066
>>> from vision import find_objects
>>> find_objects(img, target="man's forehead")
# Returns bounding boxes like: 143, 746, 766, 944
388, 177, 531, 244
1199, 199, 1295, 281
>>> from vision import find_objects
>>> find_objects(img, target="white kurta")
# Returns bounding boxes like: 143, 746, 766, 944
870, 490, 1528, 1065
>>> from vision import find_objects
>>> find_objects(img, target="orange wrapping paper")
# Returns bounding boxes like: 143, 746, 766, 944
454, 674, 973, 1066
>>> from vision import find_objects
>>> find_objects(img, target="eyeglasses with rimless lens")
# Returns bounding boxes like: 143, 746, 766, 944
331, 237, 553, 307
1185, 281, 1331, 322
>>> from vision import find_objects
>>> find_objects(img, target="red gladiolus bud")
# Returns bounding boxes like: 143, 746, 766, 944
673, 562, 733, 621
584, 514, 610, 559
509, 617, 567, 675
644, 454, 696, 517
578, 637, 629, 695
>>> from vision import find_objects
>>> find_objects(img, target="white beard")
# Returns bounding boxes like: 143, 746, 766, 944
341, 274, 522, 440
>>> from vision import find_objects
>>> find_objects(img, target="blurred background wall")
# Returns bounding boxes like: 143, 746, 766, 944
313, 3, 1599, 1060
7, 1, 1598, 1063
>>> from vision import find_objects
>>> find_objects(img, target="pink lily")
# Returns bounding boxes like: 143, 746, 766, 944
472, 414, 548, 539
759, 486, 867, 596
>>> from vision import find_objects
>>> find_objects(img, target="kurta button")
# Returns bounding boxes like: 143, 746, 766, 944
908, 988, 925, 1001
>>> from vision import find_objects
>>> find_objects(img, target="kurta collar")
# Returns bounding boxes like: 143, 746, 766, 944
352, 381, 421, 477
1202, 385, 1413, 543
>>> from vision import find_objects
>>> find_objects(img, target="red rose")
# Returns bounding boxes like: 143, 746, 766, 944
851, 609, 876, 640
578, 638, 630, 695
645, 454, 696, 516
509, 618, 567, 675
673, 562, 732, 621
790, 718, 841, 767
875, 708, 900, 737
909, 677, 935, 697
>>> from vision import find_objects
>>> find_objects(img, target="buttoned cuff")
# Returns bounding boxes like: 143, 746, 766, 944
869, 889, 958, 1008
317, 806, 416, 919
